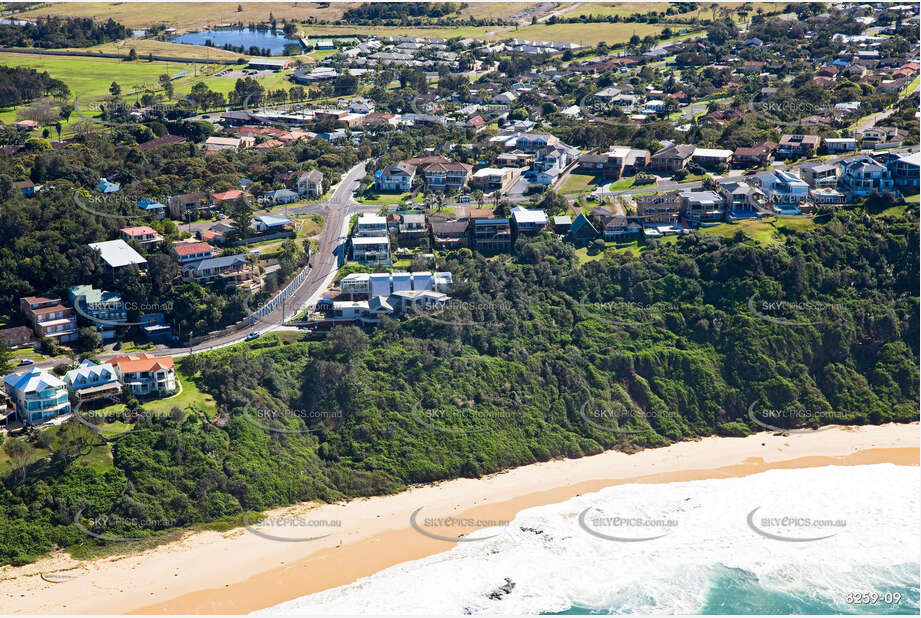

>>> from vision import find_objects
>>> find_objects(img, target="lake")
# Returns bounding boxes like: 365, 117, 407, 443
171, 28, 302, 55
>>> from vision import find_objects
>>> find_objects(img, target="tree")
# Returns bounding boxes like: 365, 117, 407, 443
0, 341, 12, 375
78, 326, 103, 353
109, 81, 121, 98
55, 421, 96, 463
159, 74, 175, 100
3, 438, 34, 482
229, 197, 254, 242
127, 48, 138, 61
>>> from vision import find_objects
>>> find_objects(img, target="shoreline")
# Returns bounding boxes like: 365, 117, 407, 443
1, 423, 917, 615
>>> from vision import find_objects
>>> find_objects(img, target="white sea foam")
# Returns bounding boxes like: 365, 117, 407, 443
257, 464, 920, 615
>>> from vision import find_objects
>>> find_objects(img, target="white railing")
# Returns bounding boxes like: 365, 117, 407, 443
248, 262, 312, 324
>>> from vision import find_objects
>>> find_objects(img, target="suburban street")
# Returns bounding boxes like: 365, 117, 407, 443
32, 161, 372, 370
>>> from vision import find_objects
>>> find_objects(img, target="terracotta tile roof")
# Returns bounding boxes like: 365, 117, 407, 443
172, 242, 213, 256
111, 353, 175, 373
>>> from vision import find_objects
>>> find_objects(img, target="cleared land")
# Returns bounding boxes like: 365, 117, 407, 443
67, 39, 247, 61
15, 2, 536, 32
15, 2, 362, 32
558, 2, 783, 22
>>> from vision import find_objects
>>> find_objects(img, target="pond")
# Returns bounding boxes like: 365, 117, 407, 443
171, 27, 303, 55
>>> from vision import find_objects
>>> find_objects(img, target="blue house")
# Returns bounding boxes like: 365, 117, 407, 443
137, 198, 168, 219
97, 178, 120, 193
12, 180, 35, 196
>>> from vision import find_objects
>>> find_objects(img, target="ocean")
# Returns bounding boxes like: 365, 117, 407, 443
258, 464, 920, 615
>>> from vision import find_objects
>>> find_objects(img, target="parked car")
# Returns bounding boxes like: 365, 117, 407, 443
245, 331, 261, 341
18, 358, 34, 366
457, 195, 471, 203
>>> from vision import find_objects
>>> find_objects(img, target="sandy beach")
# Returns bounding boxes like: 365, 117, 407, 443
1, 422, 917, 615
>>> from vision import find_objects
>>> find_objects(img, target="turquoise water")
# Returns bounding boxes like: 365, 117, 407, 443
549, 563, 921, 615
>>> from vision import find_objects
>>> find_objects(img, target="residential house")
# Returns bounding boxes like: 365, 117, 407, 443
89, 239, 148, 272
471, 167, 520, 192
551, 215, 572, 234
168, 192, 214, 219
839, 156, 895, 198
577, 154, 608, 173
182, 254, 257, 287
253, 215, 294, 233
296, 170, 324, 197
111, 353, 177, 397
603, 147, 649, 179
810, 187, 845, 204
680, 190, 725, 224
535, 146, 571, 172
171, 241, 215, 265
824, 138, 857, 154
732, 141, 776, 168
67, 285, 126, 341
858, 126, 906, 150
340, 271, 452, 300
718, 182, 764, 216
593, 208, 641, 241
120, 226, 163, 246
635, 191, 680, 224
883, 151, 921, 194
497, 150, 534, 167
430, 219, 469, 250
569, 212, 598, 242
352, 236, 392, 266
97, 178, 120, 193
510, 206, 548, 235
355, 213, 388, 237
13, 180, 35, 196
516, 133, 559, 153
20, 296, 78, 344
2, 368, 70, 424
691, 148, 733, 169
422, 161, 472, 192
64, 359, 121, 404
776, 134, 821, 158
799, 162, 839, 187
472, 218, 512, 252
212, 189, 245, 209
204, 136, 245, 153
376, 162, 417, 192
0, 326, 33, 349
395, 213, 427, 245
535, 165, 563, 186
649, 144, 696, 171
136, 198, 168, 219
757, 170, 809, 211
265, 188, 299, 204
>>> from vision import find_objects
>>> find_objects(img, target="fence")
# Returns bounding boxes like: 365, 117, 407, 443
248, 262, 312, 324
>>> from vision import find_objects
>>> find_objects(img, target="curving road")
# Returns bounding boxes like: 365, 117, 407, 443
34, 160, 374, 370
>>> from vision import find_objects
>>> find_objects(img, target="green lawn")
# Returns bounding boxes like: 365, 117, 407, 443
904, 194, 919, 204
608, 176, 656, 191
561, 173, 602, 195
357, 190, 411, 206
701, 216, 815, 246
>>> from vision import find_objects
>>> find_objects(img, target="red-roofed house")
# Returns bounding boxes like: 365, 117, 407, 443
171, 241, 215, 264
212, 190, 245, 206
111, 353, 176, 397
120, 226, 163, 246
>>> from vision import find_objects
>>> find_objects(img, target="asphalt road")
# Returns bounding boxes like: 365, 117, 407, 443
34, 160, 373, 371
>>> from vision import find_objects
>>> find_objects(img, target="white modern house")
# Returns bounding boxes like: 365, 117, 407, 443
3, 368, 70, 424
757, 170, 809, 212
